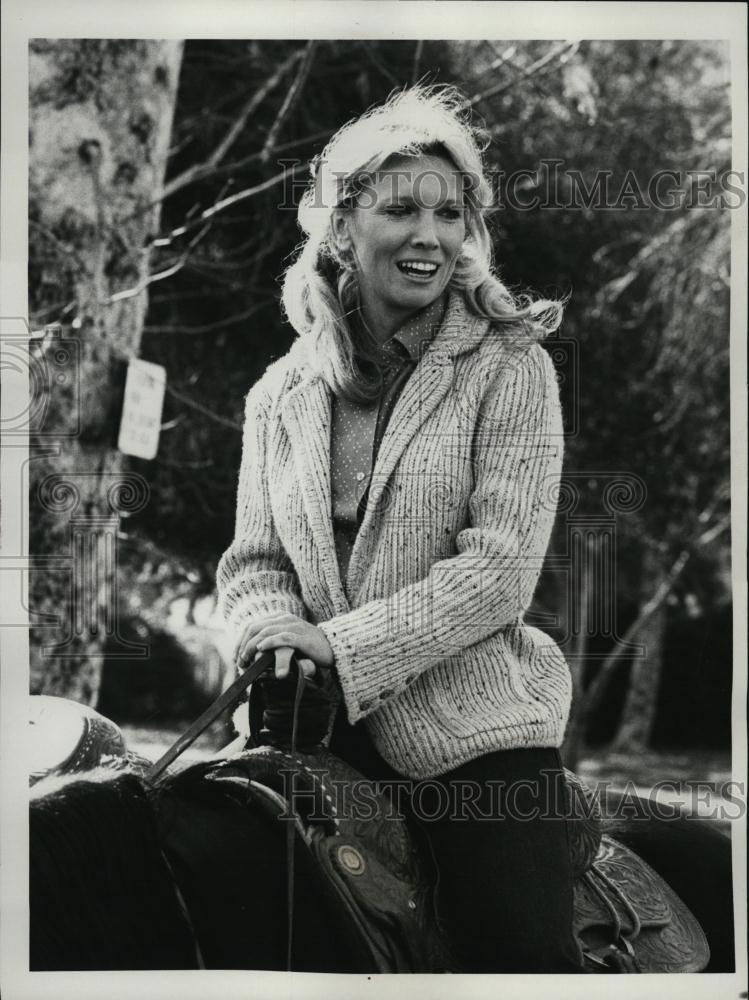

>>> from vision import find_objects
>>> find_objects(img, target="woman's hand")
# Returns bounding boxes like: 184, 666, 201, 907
234, 612, 335, 678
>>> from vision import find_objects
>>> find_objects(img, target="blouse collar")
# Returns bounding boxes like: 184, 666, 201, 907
386, 292, 448, 364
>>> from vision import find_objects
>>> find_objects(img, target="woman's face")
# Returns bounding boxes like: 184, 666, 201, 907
336, 153, 467, 335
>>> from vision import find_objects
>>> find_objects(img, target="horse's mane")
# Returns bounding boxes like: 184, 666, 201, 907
30, 768, 199, 970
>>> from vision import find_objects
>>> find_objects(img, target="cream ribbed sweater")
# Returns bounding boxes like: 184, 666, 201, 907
217, 291, 572, 779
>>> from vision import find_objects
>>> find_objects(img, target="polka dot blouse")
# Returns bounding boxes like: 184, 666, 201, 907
330, 294, 447, 597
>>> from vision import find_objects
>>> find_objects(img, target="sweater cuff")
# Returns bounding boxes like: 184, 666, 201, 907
317, 618, 382, 724
317, 622, 366, 726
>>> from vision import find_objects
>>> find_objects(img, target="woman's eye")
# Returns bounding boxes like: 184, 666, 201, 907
440, 208, 463, 220
385, 205, 410, 216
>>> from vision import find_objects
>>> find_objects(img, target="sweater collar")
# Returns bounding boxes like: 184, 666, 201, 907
430, 288, 491, 361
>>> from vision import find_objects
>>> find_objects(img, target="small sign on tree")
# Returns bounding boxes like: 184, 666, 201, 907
117, 358, 167, 460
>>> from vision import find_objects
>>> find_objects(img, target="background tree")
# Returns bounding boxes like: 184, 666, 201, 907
29, 39, 183, 703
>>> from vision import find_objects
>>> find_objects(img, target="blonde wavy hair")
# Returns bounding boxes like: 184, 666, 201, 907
281, 84, 563, 403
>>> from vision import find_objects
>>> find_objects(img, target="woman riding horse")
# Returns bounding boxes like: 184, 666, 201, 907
216, 84, 583, 973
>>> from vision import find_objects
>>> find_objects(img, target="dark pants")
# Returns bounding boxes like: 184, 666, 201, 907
329, 712, 584, 973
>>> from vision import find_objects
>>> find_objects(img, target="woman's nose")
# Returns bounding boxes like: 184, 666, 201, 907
410, 212, 439, 249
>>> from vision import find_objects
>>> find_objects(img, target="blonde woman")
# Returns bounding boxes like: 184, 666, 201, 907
217, 85, 582, 973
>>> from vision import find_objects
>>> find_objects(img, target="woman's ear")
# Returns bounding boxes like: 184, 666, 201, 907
331, 208, 353, 252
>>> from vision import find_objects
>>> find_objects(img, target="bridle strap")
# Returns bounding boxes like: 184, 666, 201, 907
144, 650, 276, 784
144, 647, 310, 972
285, 661, 307, 971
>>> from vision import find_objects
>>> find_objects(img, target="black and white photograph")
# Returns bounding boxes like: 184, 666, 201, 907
1, 2, 746, 998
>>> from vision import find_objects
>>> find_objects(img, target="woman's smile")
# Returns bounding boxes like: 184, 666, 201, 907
336, 153, 467, 341
396, 259, 441, 280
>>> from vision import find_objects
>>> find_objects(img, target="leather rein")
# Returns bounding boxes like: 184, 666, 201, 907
145, 650, 309, 971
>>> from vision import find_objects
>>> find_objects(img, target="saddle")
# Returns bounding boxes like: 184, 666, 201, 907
564, 771, 709, 972
208, 746, 710, 974
29, 695, 150, 785
29, 681, 710, 974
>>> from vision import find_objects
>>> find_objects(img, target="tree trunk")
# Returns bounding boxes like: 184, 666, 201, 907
28, 40, 183, 704
610, 548, 667, 753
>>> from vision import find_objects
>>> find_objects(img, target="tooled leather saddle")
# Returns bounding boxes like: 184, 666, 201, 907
204, 746, 709, 974
564, 770, 709, 972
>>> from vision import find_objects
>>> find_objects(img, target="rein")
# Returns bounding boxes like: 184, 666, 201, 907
145, 649, 309, 971
145, 650, 276, 783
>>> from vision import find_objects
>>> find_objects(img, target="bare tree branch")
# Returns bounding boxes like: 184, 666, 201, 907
164, 382, 243, 431
121, 131, 318, 230
193, 126, 333, 181
143, 298, 274, 335
359, 42, 400, 88
196, 227, 283, 263
476, 42, 519, 81
163, 47, 305, 198
30, 299, 78, 326
107, 253, 194, 304
108, 218, 213, 305
40, 178, 255, 321
696, 514, 731, 547
580, 494, 730, 725
411, 40, 425, 85
598, 213, 696, 304
154, 456, 215, 470
190, 163, 307, 224
468, 41, 580, 107
108, 162, 304, 308
260, 41, 318, 163
150, 287, 243, 303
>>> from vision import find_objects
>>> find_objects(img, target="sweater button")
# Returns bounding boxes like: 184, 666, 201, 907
359, 699, 373, 711
379, 687, 393, 700
356, 471, 365, 482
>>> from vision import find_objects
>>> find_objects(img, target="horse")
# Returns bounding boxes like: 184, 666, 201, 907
30, 764, 374, 972
28, 687, 736, 974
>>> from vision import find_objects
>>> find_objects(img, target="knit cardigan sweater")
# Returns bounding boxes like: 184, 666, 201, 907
217, 291, 572, 779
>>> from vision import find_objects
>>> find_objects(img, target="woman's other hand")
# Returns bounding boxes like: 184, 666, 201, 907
234, 612, 335, 676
